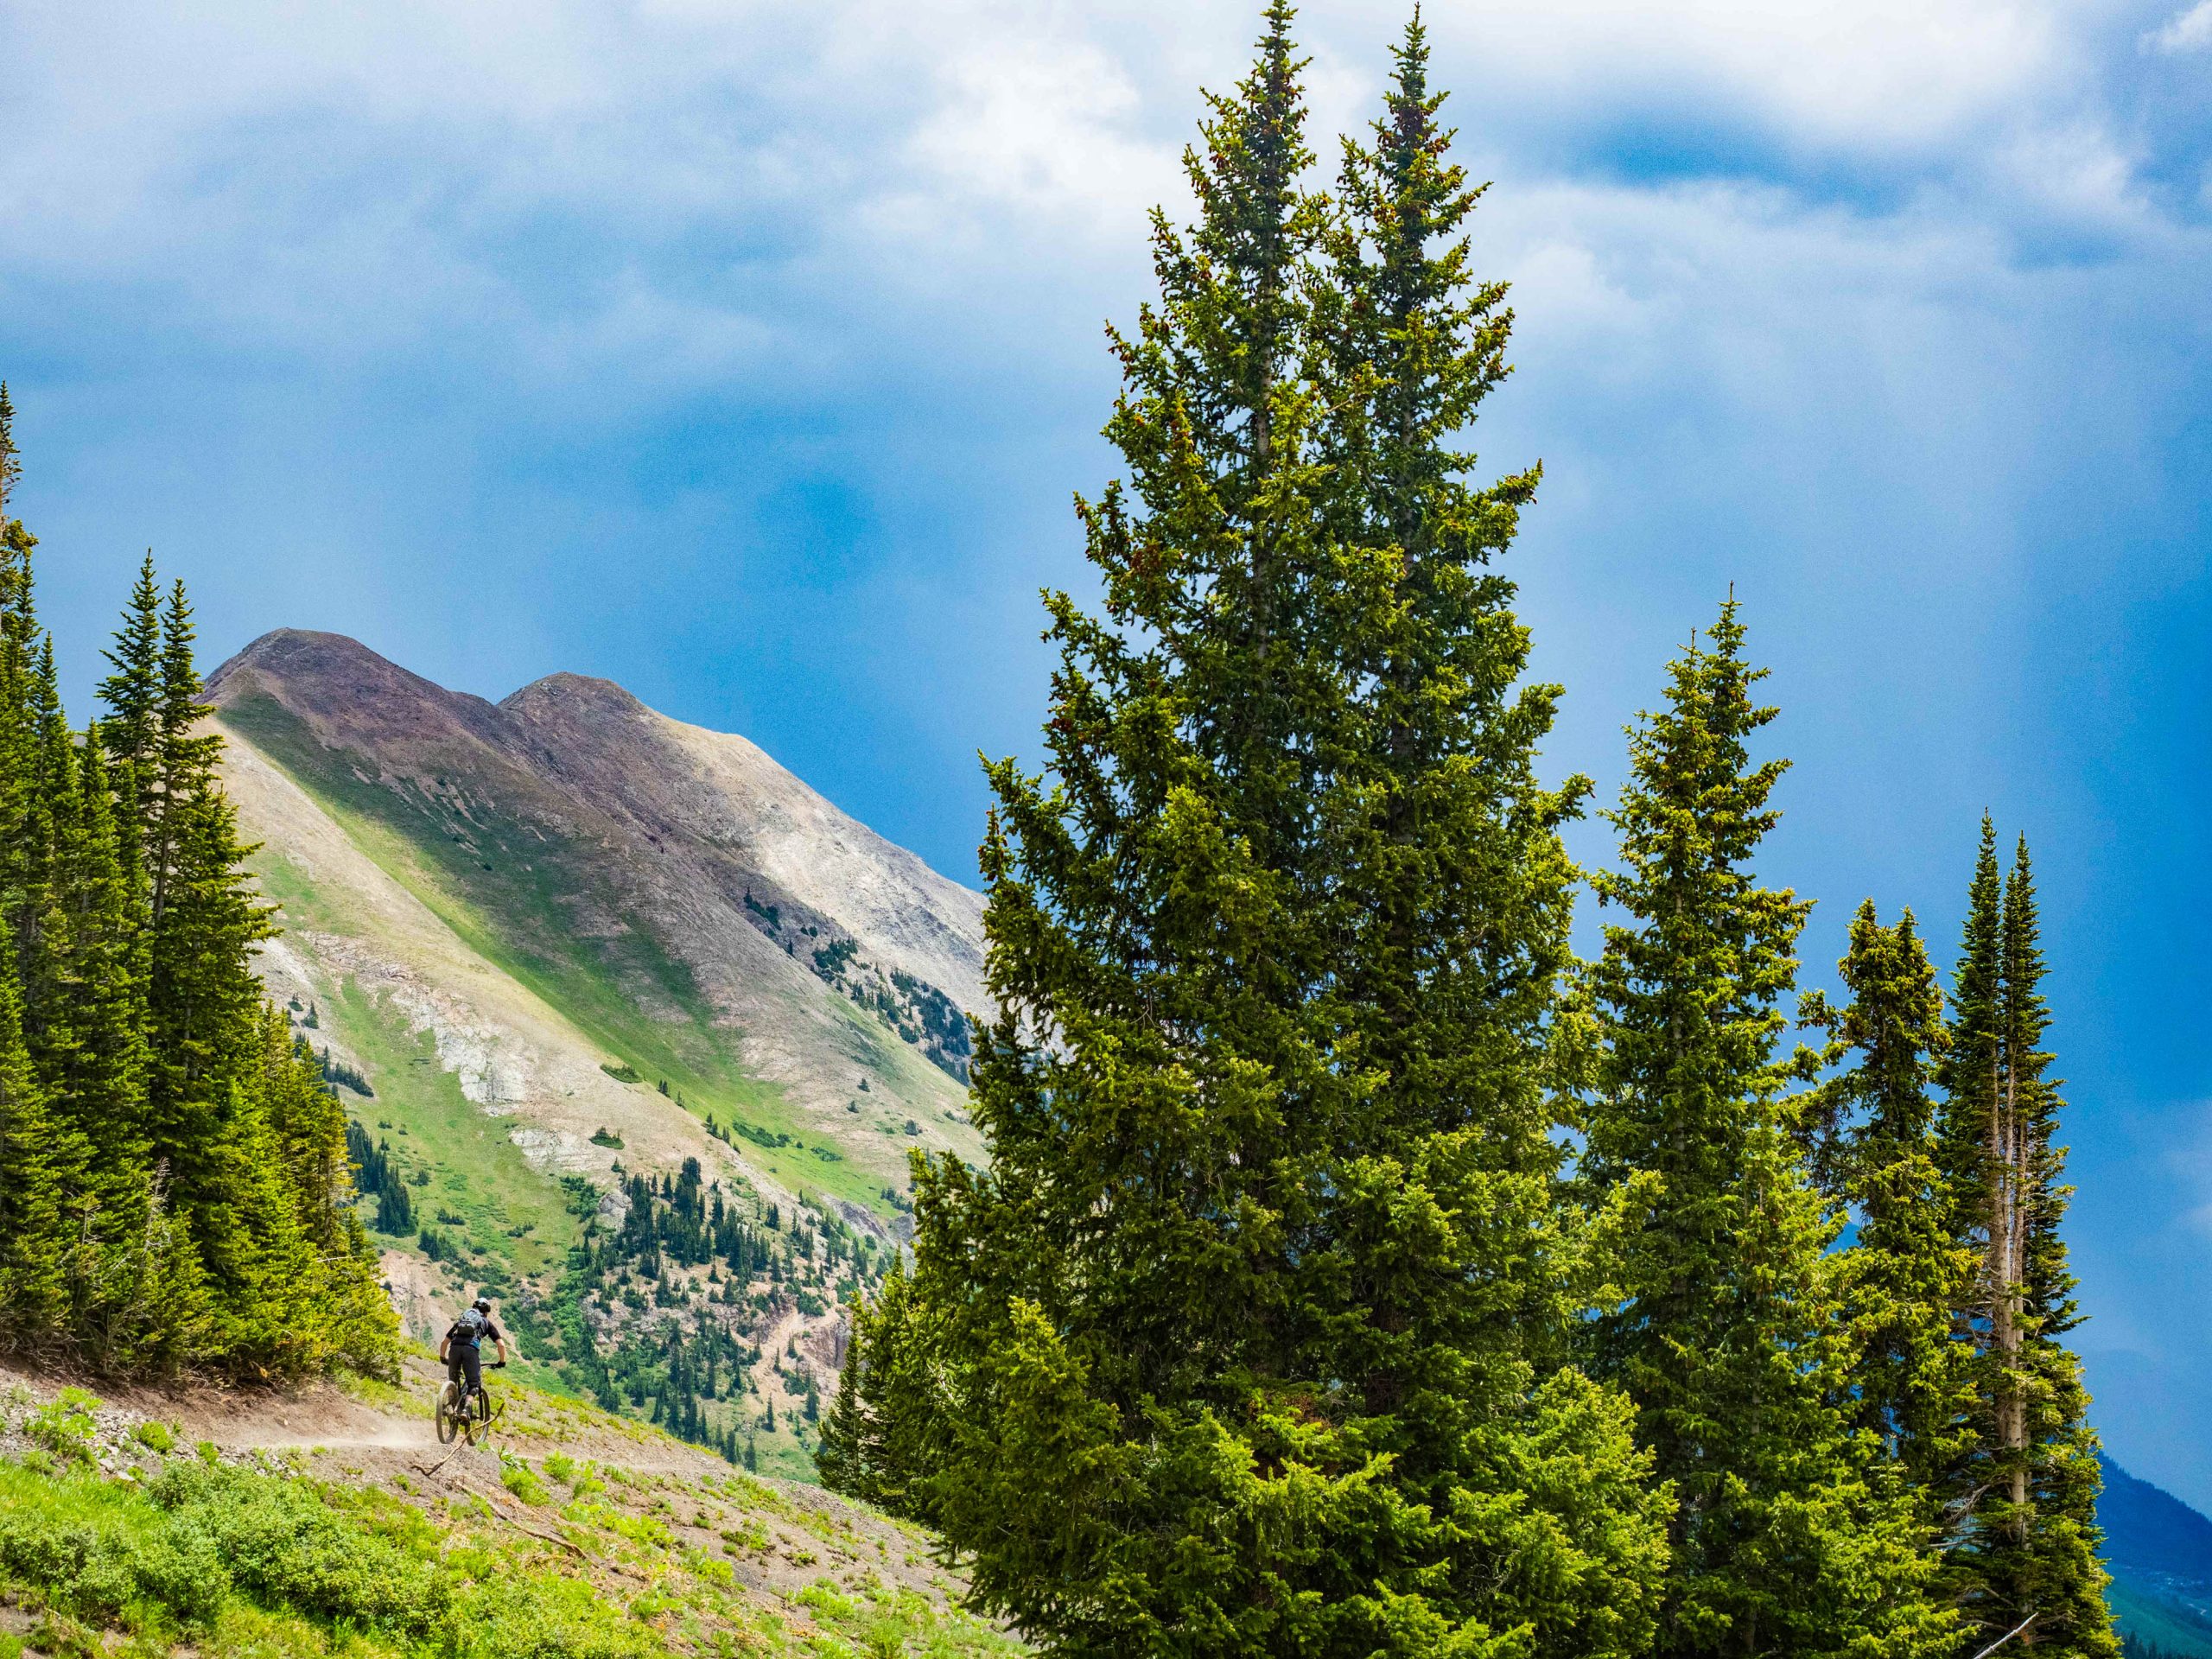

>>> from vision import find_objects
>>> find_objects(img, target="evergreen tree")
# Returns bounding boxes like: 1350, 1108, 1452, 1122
0, 385, 16, 519
0, 383, 391, 1381
1936, 826, 2116, 1654
840, 16, 1669, 1657
252, 1014, 397, 1374
137, 580, 277, 1324
817, 1260, 944, 1515
817, 1296, 874, 1499
0, 393, 77, 1352
1577, 601, 1949, 1658
98, 554, 163, 835
1800, 902, 1974, 1505
0, 457, 45, 988
35, 724, 153, 1213
0, 946, 71, 1350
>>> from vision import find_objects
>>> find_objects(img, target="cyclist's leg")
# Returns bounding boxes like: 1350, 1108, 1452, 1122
458, 1344, 482, 1400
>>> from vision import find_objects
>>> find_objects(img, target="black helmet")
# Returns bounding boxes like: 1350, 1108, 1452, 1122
473, 1297, 492, 1313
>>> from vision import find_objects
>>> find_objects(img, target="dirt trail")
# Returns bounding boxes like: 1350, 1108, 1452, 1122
5, 1357, 644, 1474
222, 1419, 435, 1454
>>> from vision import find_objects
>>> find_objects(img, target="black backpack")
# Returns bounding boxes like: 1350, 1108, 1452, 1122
450, 1307, 490, 1345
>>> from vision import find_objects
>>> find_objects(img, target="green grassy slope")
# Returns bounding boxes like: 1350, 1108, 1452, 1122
0, 1368, 1023, 1659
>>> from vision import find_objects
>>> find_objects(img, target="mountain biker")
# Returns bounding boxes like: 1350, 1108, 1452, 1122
439, 1297, 509, 1402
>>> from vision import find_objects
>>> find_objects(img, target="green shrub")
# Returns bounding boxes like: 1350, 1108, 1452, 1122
0, 1455, 686, 1659
145, 1459, 450, 1632
130, 1421, 175, 1455
499, 1459, 550, 1507
25, 1389, 103, 1468
0, 1465, 231, 1627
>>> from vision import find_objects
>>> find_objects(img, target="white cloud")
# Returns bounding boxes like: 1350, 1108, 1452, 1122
0, 0, 2199, 424
890, 36, 1183, 242
2145, 0, 2212, 51
1408, 0, 2069, 153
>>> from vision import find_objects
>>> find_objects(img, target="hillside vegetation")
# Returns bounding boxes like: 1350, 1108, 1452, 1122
0, 1356, 1024, 1659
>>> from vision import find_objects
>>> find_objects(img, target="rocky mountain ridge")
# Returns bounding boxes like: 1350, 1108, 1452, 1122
209, 629, 986, 1034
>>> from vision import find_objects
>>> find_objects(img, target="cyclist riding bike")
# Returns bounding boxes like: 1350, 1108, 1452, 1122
439, 1297, 509, 1408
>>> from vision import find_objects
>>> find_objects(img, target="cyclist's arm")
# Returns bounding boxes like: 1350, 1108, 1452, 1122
494, 1338, 510, 1365
438, 1336, 450, 1362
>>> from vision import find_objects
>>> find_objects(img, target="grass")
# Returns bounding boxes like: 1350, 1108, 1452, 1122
333, 980, 576, 1283
0, 1458, 658, 1658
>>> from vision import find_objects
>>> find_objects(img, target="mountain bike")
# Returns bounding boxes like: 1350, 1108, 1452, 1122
435, 1359, 505, 1446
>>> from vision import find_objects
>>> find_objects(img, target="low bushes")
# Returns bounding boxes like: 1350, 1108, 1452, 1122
0, 1458, 658, 1659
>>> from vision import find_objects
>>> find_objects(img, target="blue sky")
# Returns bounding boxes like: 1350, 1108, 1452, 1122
3, 0, 2209, 1499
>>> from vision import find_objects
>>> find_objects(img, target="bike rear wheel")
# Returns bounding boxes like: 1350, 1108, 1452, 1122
435, 1381, 460, 1445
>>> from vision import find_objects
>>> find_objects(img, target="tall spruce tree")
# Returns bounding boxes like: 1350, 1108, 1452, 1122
1801, 902, 1975, 1508
1578, 601, 1949, 1658
139, 578, 276, 1322
0, 385, 70, 1351
1937, 825, 2116, 1655
833, 14, 1670, 1656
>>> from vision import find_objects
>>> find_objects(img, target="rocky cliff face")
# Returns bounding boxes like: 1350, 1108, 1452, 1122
206, 629, 990, 1232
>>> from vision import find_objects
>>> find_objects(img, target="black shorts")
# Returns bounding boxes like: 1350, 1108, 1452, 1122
448, 1345, 482, 1395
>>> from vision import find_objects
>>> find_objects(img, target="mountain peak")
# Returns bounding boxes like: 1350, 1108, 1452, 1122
500, 670, 649, 723
206, 629, 511, 753
207, 627, 411, 697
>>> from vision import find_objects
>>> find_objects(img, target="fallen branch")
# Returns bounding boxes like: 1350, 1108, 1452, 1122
410, 1446, 469, 1478
452, 1481, 591, 1560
